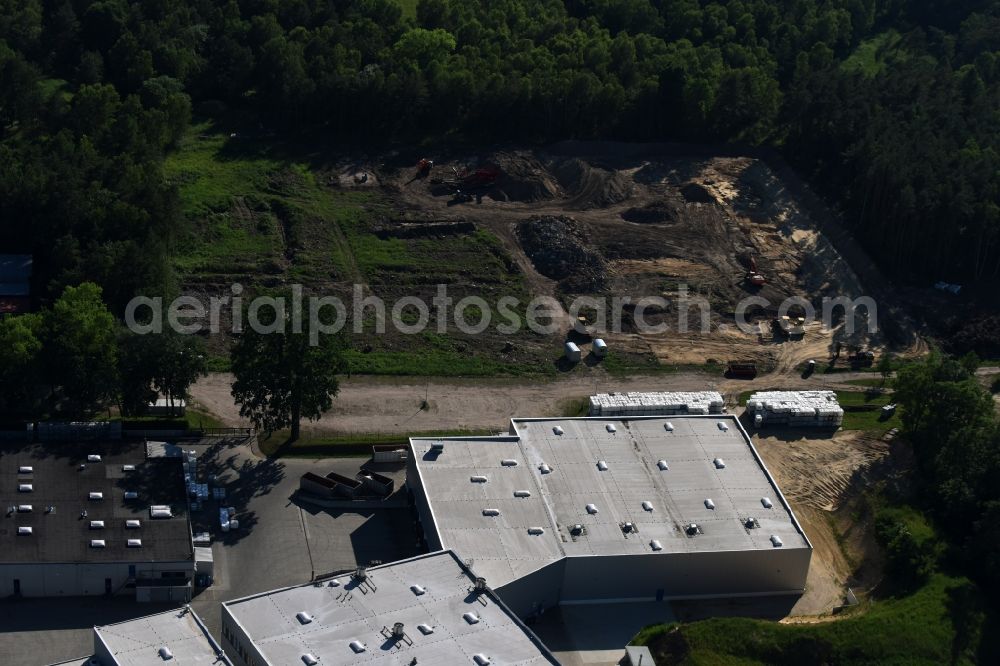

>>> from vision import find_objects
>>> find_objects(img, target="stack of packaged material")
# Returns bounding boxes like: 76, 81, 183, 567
589, 391, 724, 416
746, 391, 843, 427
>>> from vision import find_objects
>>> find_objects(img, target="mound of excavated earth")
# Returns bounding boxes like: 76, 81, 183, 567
516, 215, 606, 292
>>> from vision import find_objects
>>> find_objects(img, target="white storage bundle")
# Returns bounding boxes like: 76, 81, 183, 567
746, 391, 843, 427
589, 391, 724, 416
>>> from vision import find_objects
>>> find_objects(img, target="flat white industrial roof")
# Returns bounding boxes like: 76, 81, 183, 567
411, 416, 810, 588
93, 606, 230, 665
223, 550, 557, 666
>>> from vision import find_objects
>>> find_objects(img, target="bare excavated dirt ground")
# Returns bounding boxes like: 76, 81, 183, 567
754, 430, 889, 616
366, 146, 920, 370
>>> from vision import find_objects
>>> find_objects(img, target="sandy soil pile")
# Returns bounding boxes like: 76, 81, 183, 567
488, 151, 561, 202
550, 157, 633, 208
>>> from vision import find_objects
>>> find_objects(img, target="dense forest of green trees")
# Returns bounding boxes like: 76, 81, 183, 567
1, 0, 998, 311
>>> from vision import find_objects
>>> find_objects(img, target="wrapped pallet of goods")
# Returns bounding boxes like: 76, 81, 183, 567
588, 391, 725, 416
747, 390, 843, 428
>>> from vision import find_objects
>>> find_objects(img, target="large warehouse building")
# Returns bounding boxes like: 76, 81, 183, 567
407, 415, 812, 618
220, 550, 558, 666
1, 442, 195, 600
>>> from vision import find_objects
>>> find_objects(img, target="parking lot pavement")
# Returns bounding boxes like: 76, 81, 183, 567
0, 441, 416, 665
188, 443, 416, 638
0, 597, 179, 665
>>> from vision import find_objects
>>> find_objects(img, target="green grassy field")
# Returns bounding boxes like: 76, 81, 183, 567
634, 573, 995, 665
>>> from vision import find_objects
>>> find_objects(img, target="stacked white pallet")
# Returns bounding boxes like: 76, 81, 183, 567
589, 391, 724, 416
746, 391, 843, 427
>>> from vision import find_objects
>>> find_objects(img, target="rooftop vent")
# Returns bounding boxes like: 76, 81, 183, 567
349, 641, 366, 654
410, 584, 426, 596
158, 646, 173, 661
538, 463, 552, 474
78, 464, 86, 470
685, 523, 700, 536
18, 484, 32, 492
482, 508, 500, 517
463, 612, 481, 625
417, 624, 434, 635
570, 524, 584, 536
45, 506, 55, 514
429, 442, 445, 453
500, 459, 518, 467
18, 466, 32, 474
474, 577, 488, 593
745, 517, 759, 529
18, 526, 32, 535
90, 539, 106, 548
552, 426, 564, 435
122, 464, 136, 472
527, 527, 545, 535
473, 655, 491, 666
642, 501, 654, 512
17, 504, 31, 512
124, 491, 138, 500
664, 422, 674, 431
302, 654, 319, 665
470, 475, 488, 483
513, 490, 531, 498
585, 503, 599, 514
650, 539, 663, 551
296, 612, 313, 624
656, 460, 669, 471
353, 565, 368, 581
90, 520, 105, 529
761, 497, 773, 509
125, 519, 141, 529
713, 458, 726, 469
770, 535, 784, 547
597, 460, 609, 471
127, 539, 142, 548
621, 522, 635, 534
88, 492, 103, 500
717, 421, 729, 431
87, 454, 101, 462
704, 499, 715, 510
606, 424, 617, 433
149, 505, 172, 518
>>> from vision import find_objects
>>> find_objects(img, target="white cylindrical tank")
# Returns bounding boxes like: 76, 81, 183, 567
592, 338, 607, 356
564, 342, 581, 362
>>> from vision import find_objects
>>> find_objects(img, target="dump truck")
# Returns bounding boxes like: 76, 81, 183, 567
726, 361, 757, 378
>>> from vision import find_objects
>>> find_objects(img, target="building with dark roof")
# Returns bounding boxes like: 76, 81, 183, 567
1, 441, 194, 600
0, 254, 32, 313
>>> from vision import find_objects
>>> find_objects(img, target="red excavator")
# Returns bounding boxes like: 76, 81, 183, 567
745, 254, 766, 287
415, 158, 434, 177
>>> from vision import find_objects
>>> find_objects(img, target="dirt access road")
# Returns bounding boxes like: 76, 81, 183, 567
192, 366, 877, 436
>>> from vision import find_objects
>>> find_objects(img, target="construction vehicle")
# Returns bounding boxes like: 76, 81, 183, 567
415, 158, 434, 177
459, 166, 500, 189
726, 361, 757, 378
772, 315, 806, 338
848, 349, 876, 367
745, 254, 766, 287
